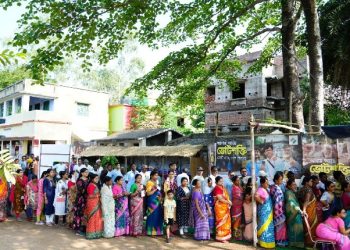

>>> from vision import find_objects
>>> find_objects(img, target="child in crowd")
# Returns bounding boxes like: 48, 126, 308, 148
163, 190, 176, 243
243, 187, 253, 242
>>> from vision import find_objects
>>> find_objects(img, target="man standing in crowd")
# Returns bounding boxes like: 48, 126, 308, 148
176, 168, 190, 187
106, 163, 123, 183
73, 158, 84, 181
209, 166, 219, 188
192, 166, 205, 183
125, 163, 139, 192
91, 159, 103, 176
69, 157, 77, 174
20, 155, 27, 171
224, 170, 235, 201
140, 165, 148, 186
53, 161, 67, 179
239, 167, 248, 188
83, 159, 93, 173
317, 172, 327, 193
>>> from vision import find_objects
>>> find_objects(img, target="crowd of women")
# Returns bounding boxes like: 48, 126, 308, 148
1, 162, 350, 250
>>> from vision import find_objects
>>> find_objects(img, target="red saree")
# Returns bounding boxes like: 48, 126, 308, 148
85, 183, 103, 239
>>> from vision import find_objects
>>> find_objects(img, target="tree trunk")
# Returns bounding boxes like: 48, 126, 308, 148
281, 0, 305, 131
301, 0, 325, 131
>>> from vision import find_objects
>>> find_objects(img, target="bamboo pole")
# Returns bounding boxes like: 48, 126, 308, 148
250, 115, 258, 247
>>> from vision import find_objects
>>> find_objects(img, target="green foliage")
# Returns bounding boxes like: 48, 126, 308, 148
0, 49, 25, 66
320, 0, 350, 89
0, 66, 32, 89
101, 156, 118, 167
0, 149, 21, 184
1, 0, 283, 111
325, 106, 350, 125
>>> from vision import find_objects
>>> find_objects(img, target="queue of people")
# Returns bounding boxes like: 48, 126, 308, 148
1, 158, 350, 250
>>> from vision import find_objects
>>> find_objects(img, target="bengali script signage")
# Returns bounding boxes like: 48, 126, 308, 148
310, 163, 350, 175
216, 144, 247, 156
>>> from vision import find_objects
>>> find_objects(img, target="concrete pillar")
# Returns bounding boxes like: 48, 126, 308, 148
140, 138, 146, 147
21, 95, 30, 112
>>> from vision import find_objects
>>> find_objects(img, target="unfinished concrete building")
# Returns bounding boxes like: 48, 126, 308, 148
205, 51, 308, 132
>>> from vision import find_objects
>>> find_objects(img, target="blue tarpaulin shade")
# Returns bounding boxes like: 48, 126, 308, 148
321, 125, 350, 139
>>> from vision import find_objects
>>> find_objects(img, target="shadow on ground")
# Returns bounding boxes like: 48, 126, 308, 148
0, 219, 256, 250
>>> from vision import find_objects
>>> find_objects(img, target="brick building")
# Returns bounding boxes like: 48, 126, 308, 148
205, 51, 308, 132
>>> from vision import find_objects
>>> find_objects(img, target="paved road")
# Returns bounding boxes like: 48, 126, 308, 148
0, 219, 256, 250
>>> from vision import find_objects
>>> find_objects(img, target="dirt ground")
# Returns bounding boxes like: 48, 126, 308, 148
0, 218, 256, 250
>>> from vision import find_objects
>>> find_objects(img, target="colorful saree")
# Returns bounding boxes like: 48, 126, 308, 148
72, 178, 89, 233
145, 180, 163, 236
101, 184, 115, 238
316, 217, 350, 250
85, 183, 103, 239
212, 185, 231, 242
243, 202, 253, 241
113, 184, 130, 236
66, 181, 77, 228
25, 180, 38, 219
203, 180, 214, 232
270, 184, 288, 246
299, 185, 318, 246
192, 190, 210, 240
36, 178, 45, 222
256, 187, 275, 249
285, 189, 304, 248
130, 183, 144, 236
231, 185, 243, 240
0, 175, 7, 222
12, 175, 27, 215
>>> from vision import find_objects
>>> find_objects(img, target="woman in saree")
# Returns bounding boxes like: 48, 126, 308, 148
311, 175, 324, 223
12, 169, 27, 221
285, 179, 305, 248
298, 176, 319, 246
269, 171, 288, 247
0, 174, 8, 222
203, 177, 215, 233
321, 180, 336, 221
146, 169, 163, 236
129, 174, 144, 236
35, 170, 47, 225
191, 179, 210, 241
255, 176, 275, 249
66, 173, 77, 228
85, 173, 103, 239
101, 176, 115, 238
231, 175, 243, 241
212, 176, 232, 242
176, 177, 191, 238
163, 169, 177, 198
113, 175, 130, 236
316, 207, 350, 250
25, 174, 38, 221
72, 168, 89, 235
341, 181, 350, 228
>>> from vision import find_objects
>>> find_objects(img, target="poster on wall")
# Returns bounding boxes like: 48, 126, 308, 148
213, 131, 303, 180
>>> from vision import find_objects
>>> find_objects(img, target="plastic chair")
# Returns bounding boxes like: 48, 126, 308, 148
303, 216, 337, 250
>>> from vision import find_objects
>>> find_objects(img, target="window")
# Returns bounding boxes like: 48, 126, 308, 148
77, 103, 89, 117
267, 82, 272, 96
34, 103, 41, 110
177, 117, 185, 127
29, 105, 33, 111
43, 100, 50, 111
15, 98, 22, 113
232, 83, 245, 99
0, 103, 4, 117
6, 100, 13, 116
207, 86, 215, 96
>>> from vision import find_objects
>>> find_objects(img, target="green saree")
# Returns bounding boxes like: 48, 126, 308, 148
285, 190, 304, 248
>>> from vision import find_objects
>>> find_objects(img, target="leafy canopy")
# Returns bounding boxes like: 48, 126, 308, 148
0, 0, 283, 109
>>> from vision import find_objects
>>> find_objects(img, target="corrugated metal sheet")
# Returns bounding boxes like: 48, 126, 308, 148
81, 145, 203, 157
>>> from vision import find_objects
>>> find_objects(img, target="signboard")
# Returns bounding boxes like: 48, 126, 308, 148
39, 144, 71, 177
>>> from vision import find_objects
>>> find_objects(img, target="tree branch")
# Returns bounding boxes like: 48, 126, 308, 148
206, 26, 281, 80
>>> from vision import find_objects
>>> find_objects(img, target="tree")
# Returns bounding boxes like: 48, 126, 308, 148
281, 0, 304, 130
0, 66, 31, 89
301, 0, 325, 131
320, 0, 350, 89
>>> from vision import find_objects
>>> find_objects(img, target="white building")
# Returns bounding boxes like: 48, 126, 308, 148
0, 79, 109, 157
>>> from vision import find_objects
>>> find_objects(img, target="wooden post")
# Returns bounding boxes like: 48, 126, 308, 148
250, 115, 258, 247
